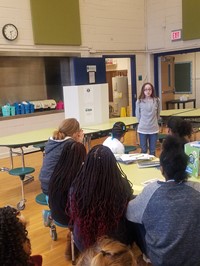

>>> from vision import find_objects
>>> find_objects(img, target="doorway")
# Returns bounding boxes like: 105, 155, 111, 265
154, 47, 200, 110
103, 55, 137, 117
160, 56, 175, 110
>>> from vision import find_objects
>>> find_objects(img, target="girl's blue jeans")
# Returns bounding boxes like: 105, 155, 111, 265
139, 133, 158, 156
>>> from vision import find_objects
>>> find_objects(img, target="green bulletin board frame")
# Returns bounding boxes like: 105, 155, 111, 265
175, 62, 192, 93
30, 0, 81, 45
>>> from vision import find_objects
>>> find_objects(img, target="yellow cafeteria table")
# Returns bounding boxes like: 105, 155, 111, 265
119, 161, 164, 195
160, 108, 193, 118
0, 127, 100, 170
173, 108, 200, 118
82, 116, 138, 148
82, 116, 138, 131
160, 108, 199, 130
119, 161, 200, 195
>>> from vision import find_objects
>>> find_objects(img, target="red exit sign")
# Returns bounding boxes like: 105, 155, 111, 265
171, 30, 182, 41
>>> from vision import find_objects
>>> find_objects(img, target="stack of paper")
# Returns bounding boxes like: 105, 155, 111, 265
137, 160, 160, 168
115, 153, 155, 164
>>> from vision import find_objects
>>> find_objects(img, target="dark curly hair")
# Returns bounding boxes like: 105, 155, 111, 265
0, 206, 31, 265
167, 116, 192, 138
70, 145, 133, 249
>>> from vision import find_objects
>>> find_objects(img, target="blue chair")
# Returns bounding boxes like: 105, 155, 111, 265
158, 133, 167, 143
9, 167, 35, 210
35, 193, 58, 240
124, 145, 138, 154
33, 142, 46, 156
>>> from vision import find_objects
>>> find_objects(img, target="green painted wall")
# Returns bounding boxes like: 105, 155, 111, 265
182, 0, 200, 40
30, 0, 81, 45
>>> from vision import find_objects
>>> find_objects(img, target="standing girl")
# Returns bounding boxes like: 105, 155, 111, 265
136, 82, 160, 155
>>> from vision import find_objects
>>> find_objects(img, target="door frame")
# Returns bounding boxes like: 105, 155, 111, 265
102, 54, 137, 116
154, 47, 200, 98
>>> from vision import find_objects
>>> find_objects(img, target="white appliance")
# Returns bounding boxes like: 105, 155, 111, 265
63, 83, 109, 126
112, 76, 128, 116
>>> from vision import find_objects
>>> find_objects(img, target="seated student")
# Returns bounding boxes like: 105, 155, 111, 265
103, 122, 127, 154
48, 140, 86, 226
126, 136, 200, 266
167, 116, 192, 148
0, 206, 42, 266
76, 236, 137, 266
39, 118, 84, 196
48, 140, 86, 261
69, 145, 134, 252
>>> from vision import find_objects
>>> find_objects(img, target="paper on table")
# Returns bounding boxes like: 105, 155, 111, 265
116, 153, 155, 162
142, 178, 159, 186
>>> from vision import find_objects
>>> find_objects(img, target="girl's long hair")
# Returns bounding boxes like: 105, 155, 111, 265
48, 140, 86, 206
52, 118, 81, 140
138, 82, 157, 100
70, 145, 133, 248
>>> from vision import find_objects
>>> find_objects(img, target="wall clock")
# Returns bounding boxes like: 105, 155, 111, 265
2, 23, 18, 41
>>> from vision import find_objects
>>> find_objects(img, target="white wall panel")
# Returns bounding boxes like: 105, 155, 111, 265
146, 0, 200, 52
79, 0, 145, 51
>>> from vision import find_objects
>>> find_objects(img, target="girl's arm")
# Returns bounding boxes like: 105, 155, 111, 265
135, 100, 140, 121
157, 98, 161, 120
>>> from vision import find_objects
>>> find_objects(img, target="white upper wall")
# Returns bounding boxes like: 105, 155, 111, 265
146, 0, 200, 53
0, 0, 145, 54
79, 0, 145, 52
1, 1, 200, 55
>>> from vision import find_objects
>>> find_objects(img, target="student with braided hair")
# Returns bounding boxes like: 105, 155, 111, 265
69, 145, 134, 252
48, 140, 86, 261
39, 118, 84, 196
0, 206, 42, 266
76, 236, 137, 266
103, 121, 127, 154
48, 140, 86, 226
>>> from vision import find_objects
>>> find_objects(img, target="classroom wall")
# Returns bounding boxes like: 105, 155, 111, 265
0, 0, 145, 54
0, 112, 65, 159
79, 0, 146, 52
174, 52, 200, 108
146, 0, 200, 107
0, 0, 146, 111
146, 0, 200, 52
0, 0, 200, 116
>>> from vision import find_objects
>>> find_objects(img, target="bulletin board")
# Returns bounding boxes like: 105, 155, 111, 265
30, 0, 81, 45
182, 0, 200, 40
174, 62, 192, 93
